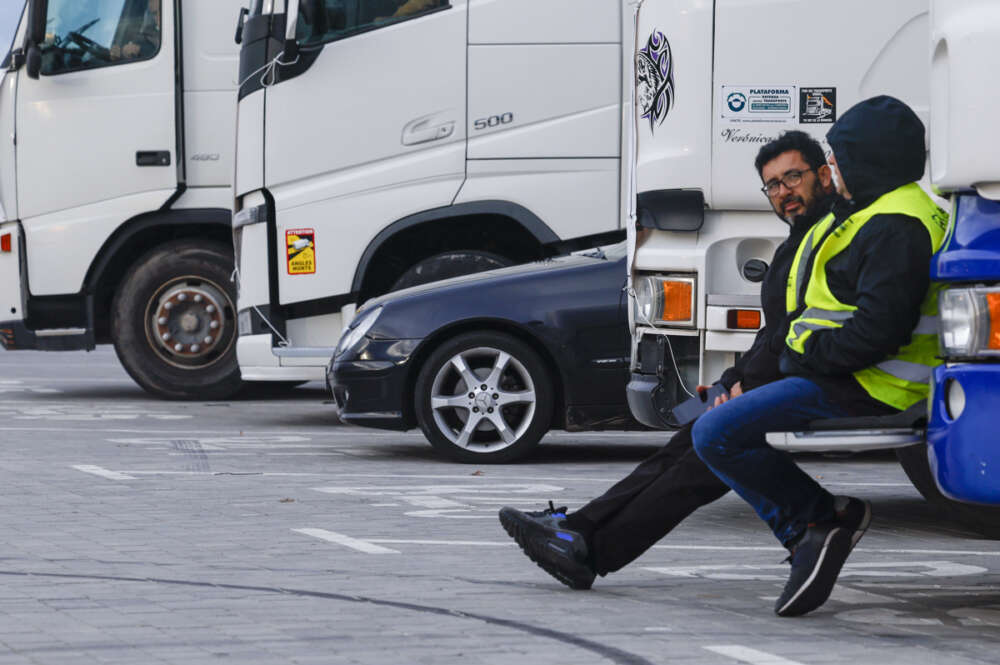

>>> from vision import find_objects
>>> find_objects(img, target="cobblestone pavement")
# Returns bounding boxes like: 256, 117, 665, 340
1, 348, 999, 664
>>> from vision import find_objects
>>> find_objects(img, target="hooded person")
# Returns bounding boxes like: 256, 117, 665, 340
689, 96, 949, 617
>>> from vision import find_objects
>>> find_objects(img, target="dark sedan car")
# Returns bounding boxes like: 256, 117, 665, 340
328, 243, 638, 463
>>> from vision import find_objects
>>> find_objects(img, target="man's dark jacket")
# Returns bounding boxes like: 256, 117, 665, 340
778, 95, 935, 413
719, 207, 824, 392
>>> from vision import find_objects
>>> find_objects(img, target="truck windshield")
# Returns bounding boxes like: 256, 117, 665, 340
296, 0, 448, 45
40, 0, 161, 76
0, 1, 25, 68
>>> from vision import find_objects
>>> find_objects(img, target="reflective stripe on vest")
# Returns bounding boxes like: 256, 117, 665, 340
784, 183, 950, 410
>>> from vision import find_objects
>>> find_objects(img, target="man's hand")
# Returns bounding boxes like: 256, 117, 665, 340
122, 42, 140, 58
701, 381, 743, 411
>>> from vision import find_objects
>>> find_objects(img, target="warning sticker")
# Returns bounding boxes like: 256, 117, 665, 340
720, 85, 796, 123
799, 87, 836, 124
286, 228, 316, 275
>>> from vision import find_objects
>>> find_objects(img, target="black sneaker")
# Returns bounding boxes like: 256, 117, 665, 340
774, 523, 852, 617
834, 495, 872, 550
499, 501, 596, 590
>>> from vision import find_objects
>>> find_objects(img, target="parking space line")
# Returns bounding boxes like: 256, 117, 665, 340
71, 465, 136, 480
704, 645, 806, 665
292, 528, 400, 554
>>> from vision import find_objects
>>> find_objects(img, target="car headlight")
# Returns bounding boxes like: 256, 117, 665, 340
336, 306, 383, 356
634, 275, 695, 327
939, 286, 1000, 357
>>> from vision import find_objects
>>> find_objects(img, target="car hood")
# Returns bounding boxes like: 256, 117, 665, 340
361, 254, 604, 311
358, 253, 626, 342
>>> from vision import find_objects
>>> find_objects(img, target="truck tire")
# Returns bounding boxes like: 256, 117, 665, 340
390, 251, 512, 292
896, 444, 1000, 538
111, 240, 243, 400
414, 331, 554, 464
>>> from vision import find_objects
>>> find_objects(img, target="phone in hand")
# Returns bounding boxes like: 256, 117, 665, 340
666, 383, 729, 427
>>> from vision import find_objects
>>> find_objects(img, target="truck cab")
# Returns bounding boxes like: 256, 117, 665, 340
232, 0, 629, 382
626, 0, 933, 425
0, 0, 246, 399
625, 0, 1000, 532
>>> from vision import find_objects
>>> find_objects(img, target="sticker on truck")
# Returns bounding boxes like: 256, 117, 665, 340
799, 87, 836, 124
720, 85, 796, 122
286, 229, 316, 275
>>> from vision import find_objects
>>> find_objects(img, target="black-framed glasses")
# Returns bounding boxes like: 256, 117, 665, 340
761, 168, 814, 197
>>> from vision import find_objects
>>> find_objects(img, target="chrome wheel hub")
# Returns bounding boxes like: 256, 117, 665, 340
430, 347, 536, 453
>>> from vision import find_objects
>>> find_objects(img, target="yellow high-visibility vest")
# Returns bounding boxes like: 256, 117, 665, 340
785, 183, 949, 410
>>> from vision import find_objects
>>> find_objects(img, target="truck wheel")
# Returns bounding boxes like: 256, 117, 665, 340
896, 444, 1000, 538
414, 331, 554, 463
390, 251, 511, 292
111, 240, 242, 400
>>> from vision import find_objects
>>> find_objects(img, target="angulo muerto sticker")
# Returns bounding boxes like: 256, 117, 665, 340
286, 229, 316, 275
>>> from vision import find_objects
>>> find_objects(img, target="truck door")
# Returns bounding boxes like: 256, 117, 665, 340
15, 0, 178, 297
263, 0, 467, 310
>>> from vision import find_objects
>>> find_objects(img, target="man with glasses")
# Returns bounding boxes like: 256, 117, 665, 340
692, 96, 947, 617
498, 131, 840, 591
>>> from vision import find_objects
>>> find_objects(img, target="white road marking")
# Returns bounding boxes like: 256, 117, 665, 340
949, 606, 1000, 627
109, 436, 313, 445
125, 470, 325, 476
645, 561, 988, 580
312, 473, 628, 482
828, 585, 904, 605
823, 482, 913, 487
292, 528, 399, 554
368, 539, 516, 547
855, 548, 1000, 557
704, 645, 806, 665
758, 586, 902, 607
72, 465, 136, 481
0, 377, 129, 383
312, 483, 567, 497
835, 608, 944, 626
401, 496, 468, 509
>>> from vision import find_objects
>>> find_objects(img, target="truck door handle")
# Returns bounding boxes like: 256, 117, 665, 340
401, 115, 455, 146
136, 151, 171, 166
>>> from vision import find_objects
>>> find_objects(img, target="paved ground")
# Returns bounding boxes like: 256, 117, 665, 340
1, 348, 999, 664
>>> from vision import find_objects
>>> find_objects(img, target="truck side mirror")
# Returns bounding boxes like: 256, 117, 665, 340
283, 0, 301, 59
24, 0, 48, 79
637, 190, 705, 232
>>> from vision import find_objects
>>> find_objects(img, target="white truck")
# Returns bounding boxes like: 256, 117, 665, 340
0, 0, 247, 399
233, 0, 629, 382
626, 0, 1000, 533
625, 0, 933, 425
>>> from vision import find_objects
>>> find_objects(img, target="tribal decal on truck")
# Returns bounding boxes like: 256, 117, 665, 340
636, 31, 674, 133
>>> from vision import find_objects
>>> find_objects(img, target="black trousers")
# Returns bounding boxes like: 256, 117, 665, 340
564, 421, 730, 576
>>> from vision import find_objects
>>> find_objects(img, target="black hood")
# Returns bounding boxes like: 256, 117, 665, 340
826, 95, 926, 208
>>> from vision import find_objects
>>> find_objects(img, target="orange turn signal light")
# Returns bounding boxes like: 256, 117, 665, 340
0, 234, 10, 253
661, 280, 693, 321
987, 293, 1000, 350
727, 309, 761, 330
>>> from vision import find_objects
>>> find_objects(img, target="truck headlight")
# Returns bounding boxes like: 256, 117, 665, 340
336, 306, 383, 356
939, 287, 1000, 357
634, 275, 695, 327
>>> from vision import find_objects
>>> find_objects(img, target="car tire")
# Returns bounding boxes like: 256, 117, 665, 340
414, 331, 554, 463
896, 443, 1000, 538
390, 251, 512, 292
111, 239, 243, 400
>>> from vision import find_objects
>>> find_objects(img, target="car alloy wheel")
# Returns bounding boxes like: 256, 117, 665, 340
415, 332, 554, 463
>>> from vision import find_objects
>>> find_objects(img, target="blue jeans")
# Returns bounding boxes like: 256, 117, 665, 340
691, 377, 851, 547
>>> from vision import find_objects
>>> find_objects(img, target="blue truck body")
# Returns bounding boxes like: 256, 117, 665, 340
927, 194, 1000, 505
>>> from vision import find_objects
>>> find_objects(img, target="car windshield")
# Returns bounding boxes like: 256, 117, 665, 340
0, 1, 25, 67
